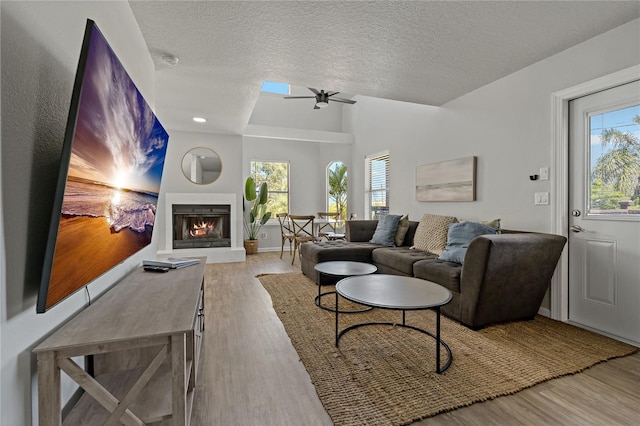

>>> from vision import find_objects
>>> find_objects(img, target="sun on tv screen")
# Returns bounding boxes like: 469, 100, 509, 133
36, 19, 169, 313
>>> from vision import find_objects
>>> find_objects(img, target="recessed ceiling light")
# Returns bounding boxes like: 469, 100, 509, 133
193, 117, 207, 123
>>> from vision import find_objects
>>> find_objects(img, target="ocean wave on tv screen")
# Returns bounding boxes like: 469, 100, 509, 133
61, 179, 158, 233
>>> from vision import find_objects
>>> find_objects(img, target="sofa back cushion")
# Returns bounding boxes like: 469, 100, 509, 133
346, 220, 378, 242
401, 221, 419, 246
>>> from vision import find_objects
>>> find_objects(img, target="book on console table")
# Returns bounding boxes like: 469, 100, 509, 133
142, 257, 200, 269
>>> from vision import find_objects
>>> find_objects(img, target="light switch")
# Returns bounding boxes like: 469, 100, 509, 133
539, 167, 549, 180
535, 192, 549, 205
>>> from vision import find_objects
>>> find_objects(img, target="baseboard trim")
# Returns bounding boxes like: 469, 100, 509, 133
538, 307, 551, 318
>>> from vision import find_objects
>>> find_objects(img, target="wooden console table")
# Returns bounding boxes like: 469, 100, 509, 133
34, 257, 206, 426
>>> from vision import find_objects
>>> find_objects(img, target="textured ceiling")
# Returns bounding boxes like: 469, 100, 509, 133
129, 1, 640, 135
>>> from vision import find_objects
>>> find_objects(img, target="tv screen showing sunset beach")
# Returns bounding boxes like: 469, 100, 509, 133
38, 21, 169, 312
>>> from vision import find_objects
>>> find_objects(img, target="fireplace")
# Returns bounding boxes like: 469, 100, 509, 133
163, 193, 243, 263
173, 204, 231, 249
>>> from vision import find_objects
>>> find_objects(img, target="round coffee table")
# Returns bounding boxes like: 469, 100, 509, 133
314, 261, 377, 313
335, 274, 453, 373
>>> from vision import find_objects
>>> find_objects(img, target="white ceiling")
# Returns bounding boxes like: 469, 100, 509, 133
129, 1, 640, 136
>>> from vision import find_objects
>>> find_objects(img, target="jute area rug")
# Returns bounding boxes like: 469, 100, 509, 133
257, 272, 637, 426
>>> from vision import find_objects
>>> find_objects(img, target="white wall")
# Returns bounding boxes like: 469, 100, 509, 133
348, 18, 640, 232
0, 2, 156, 424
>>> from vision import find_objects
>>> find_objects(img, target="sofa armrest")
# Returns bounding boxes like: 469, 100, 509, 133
458, 232, 567, 328
345, 220, 378, 242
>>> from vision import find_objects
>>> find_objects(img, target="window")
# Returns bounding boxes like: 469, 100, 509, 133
327, 161, 347, 219
260, 81, 290, 95
365, 151, 389, 220
250, 161, 289, 214
588, 104, 640, 215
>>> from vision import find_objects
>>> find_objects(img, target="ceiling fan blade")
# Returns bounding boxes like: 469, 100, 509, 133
326, 91, 340, 97
308, 88, 320, 95
330, 97, 357, 104
313, 104, 320, 110
283, 96, 316, 99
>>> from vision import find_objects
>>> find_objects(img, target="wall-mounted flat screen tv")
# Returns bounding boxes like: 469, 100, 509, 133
37, 19, 169, 313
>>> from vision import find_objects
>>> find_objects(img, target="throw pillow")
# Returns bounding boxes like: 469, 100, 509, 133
460, 218, 501, 231
370, 214, 402, 246
411, 213, 458, 255
438, 221, 498, 264
394, 215, 410, 246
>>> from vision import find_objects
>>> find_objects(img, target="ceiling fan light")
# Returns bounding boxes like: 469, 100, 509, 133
316, 101, 329, 108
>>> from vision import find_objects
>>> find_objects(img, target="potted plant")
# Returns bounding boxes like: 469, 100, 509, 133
243, 176, 271, 254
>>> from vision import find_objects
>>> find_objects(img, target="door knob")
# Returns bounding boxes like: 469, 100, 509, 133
570, 225, 583, 233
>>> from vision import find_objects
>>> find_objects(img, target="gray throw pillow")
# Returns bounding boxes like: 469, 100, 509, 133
394, 215, 410, 246
438, 221, 497, 264
370, 214, 402, 246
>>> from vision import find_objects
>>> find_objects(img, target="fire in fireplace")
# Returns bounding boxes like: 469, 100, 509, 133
173, 204, 231, 249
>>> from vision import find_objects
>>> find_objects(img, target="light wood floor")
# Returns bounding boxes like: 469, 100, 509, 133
191, 251, 640, 425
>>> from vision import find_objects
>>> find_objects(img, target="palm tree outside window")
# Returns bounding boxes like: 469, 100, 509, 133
327, 161, 347, 220
588, 106, 640, 215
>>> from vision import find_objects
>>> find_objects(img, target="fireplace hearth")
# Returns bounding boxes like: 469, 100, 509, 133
173, 204, 231, 249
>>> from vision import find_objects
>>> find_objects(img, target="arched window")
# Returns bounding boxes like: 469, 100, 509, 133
327, 161, 347, 220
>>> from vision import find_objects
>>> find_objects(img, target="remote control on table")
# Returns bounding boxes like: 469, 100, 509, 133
144, 266, 170, 273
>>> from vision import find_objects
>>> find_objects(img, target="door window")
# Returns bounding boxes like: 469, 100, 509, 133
587, 104, 640, 216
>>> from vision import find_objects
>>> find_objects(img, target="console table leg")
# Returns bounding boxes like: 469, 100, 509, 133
38, 351, 61, 426
171, 334, 187, 426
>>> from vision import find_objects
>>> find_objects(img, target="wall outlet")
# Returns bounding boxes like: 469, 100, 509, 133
539, 167, 549, 180
260, 232, 267, 239
534, 192, 549, 205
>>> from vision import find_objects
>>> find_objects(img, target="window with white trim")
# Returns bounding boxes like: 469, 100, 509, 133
250, 160, 289, 214
364, 151, 389, 220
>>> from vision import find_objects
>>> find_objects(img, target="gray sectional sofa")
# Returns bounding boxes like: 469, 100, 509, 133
300, 219, 567, 329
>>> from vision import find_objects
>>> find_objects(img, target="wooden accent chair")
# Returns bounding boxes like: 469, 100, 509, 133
289, 215, 318, 264
316, 212, 346, 241
276, 213, 295, 259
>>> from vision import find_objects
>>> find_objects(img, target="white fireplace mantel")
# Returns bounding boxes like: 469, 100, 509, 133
160, 193, 245, 263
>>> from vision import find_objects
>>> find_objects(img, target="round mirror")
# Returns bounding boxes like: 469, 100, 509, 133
181, 147, 222, 185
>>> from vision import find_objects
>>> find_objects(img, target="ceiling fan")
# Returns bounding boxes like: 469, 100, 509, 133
283, 88, 356, 109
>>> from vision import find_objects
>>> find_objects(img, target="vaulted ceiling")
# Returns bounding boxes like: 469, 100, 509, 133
129, 1, 640, 135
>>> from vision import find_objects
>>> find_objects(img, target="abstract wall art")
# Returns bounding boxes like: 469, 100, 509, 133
416, 156, 477, 202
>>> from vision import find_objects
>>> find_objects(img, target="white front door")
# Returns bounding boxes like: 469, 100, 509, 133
568, 80, 640, 345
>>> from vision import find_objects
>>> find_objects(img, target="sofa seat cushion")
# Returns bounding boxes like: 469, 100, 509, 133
372, 247, 435, 276
300, 240, 379, 264
413, 258, 462, 293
